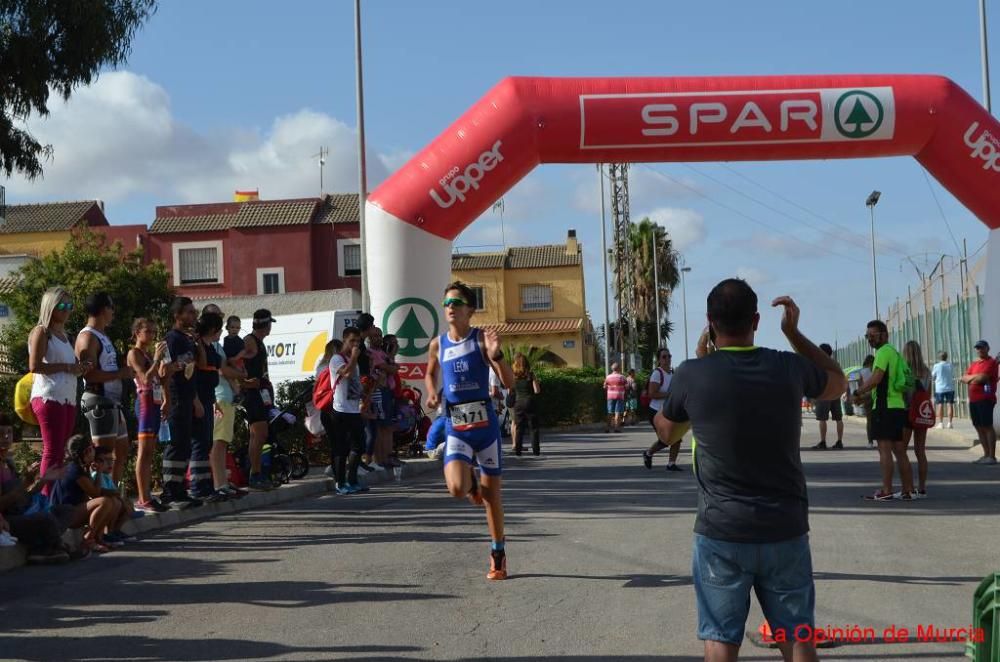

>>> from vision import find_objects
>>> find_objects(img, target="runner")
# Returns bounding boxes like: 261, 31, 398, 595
962, 340, 998, 465
75, 292, 133, 484
811, 343, 845, 450
852, 320, 914, 500
603, 363, 627, 433
642, 348, 683, 471
243, 309, 276, 490
425, 281, 513, 581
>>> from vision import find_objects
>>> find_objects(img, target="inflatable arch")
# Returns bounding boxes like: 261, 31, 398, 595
366, 75, 1000, 375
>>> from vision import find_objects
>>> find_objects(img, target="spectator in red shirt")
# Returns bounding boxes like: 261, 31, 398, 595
604, 363, 627, 433
963, 340, 999, 464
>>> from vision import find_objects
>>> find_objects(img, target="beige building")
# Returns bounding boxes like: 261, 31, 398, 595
451, 230, 596, 367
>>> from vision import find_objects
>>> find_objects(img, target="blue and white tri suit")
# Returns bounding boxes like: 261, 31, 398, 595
440, 328, 503, 476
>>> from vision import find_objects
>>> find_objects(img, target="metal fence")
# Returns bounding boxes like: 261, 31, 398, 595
837, 286, 983, 417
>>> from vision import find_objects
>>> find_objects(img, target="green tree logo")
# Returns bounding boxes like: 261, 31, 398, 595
382, 297, 439, 358
834, 90, 884, 138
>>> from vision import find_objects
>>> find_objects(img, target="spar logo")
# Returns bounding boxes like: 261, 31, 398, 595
963, 122, 1000, 172
429, 140, 504, 208
382, 297, 439, 358
833, 90, 885, 138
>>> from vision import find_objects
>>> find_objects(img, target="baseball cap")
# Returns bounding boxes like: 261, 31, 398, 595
974, 339, 989, 350
253, 309, 276, 326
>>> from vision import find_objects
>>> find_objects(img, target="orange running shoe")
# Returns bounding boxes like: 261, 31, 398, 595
487, 550, 507, 580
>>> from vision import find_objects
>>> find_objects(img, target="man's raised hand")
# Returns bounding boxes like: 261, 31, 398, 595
771, 296, 801, 336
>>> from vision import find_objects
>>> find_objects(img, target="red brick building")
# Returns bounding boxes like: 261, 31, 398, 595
147, 194, 360, 298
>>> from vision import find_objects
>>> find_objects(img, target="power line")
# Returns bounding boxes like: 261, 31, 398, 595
919, 167, 963, 256
638, 164, 868, 265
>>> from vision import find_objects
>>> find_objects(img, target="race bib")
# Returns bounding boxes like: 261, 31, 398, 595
261, 389, 273, 407
450, 400, 489, 432
152, 384, 164, 404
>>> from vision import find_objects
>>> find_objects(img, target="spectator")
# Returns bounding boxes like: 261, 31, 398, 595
511, 353, 542, 456
603, 363, 627, 433
191, 312, 224, 501
643, 348, 683, 471
931, 351, 955, 429
28, 286, 87, 494
0, 414, 73, 563
653, 281, 843, 661
625, 369, 638, 426
89, 446, 133, 544
76, 292, 134, 483
962, 340, 998, 465
859, 355, 876, 448
243, 309, 277, 491
161, 297, 203, 509
366, 327, 398, 470
212, 315, 247, 498
811, 343, 845, 450
902, 340, 931, 498
381, 334, 403, 464
852, 321, 914, 500
127, 318, 169, 513
51, 435, 123, 554
317, 338, 343, 478
329, 326, 368, 495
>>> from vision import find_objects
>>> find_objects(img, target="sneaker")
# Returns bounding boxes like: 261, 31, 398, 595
487, 550, 508, 580
913, 490, 928, 499
974, 456, 991, 464
348, 482, 370, 493
160, 492, 198, 510
832, 441, 844, 450
935, 422, 944, 429
136, 499, 169, 514
642, 451, 653, 470
249, 475, 274, 491
665, 463, 683, 472
987, 457, 999, 465
192, 491, 225, 503
334, 483, 353, 495
863, 491, 894, 501
103, 534, 125, 548
130, 509, 146, 519
812, 441, 828, 450
946, 421, 954, 429
429, 445, 445, 460
218, 485, 246, 498
324, 465, 335, 478
26, 549, 71, 565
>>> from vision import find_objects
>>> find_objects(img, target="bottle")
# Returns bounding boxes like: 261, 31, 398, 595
158, 419, 171, 443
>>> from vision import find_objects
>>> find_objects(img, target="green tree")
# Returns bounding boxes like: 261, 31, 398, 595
0, 0, 157, 178
0, 228, 174, 374
628, 218, 680, 366
844, 98, 874, 135
502, 342, 553, 367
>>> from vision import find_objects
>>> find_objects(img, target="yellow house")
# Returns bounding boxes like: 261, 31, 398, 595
0, 200, 111, 256
451, 230, 597, 367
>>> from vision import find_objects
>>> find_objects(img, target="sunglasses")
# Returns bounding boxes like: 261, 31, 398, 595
442, 297, 469, 308
56, 302, 74, 312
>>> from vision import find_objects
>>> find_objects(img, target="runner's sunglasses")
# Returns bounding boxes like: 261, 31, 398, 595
56, 302, 74, 311
442, 297, 469, 308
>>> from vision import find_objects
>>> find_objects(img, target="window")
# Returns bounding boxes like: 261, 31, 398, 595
520, 284, 553, 312
256, 267, 285, 295
172, 240, 224, 286
0, 304, 8, 318
338, 239, 362, 277
470, 286, 485, 311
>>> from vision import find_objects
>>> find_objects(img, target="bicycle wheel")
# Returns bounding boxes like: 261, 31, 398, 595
271, 454, 291, 484
289, 451, 309, 480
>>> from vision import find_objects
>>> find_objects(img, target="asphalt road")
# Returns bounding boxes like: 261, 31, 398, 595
2, 420, 995, 661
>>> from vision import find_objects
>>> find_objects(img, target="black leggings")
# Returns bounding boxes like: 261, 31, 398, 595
513, 405, 540, 455
323, 409, 364, 485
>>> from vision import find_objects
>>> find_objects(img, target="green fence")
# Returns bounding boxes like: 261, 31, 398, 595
836, 290, 984, 419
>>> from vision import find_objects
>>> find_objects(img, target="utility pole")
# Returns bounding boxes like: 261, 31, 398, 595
866, 191, 882, 319
354, 0, 370, 311
981, 0, 993, 113
652, 228, 662, 351
608, 163, 632, 369
313, 147, 328, 196
598, 164, 611, 375
681, 266, 692, 360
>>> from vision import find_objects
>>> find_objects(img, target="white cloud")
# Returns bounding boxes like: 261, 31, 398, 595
735, 266, 772, 285
570, 166, 701, 216
634, 206, 707, 251
11, 71, 395, 206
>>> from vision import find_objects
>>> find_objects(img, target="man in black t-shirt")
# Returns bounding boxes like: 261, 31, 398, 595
243, 309, 275, 491
654, 279, 846, 661
161, 297, 202, 509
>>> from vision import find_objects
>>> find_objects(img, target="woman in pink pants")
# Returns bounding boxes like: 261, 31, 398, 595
28, 287, 87, 493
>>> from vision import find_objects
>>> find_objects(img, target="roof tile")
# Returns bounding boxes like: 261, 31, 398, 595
1, 201, 99, 233
452, 243, 582, 271
479, 319, 583, 335
149, 194, 359, 234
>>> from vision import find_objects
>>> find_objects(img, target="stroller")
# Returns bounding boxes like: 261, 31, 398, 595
232, 380, 310, 487
394, 386, 432, 458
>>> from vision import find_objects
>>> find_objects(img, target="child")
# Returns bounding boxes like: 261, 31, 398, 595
90, 447, 136, 544
222, 315, 250, 399
51, 436, 123, 554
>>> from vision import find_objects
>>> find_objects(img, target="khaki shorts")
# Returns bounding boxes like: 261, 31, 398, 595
213, 400, 236, 443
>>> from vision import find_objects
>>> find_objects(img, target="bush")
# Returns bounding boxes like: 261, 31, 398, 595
532, 366, 608, 426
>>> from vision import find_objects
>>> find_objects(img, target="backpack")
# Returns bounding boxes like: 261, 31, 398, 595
908, 380, 936, 429
14, 373, 38, 426
313, 369, 333, 411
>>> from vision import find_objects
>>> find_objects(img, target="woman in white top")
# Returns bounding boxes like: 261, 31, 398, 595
28, 287, 88, 492
642, 348, 684, 471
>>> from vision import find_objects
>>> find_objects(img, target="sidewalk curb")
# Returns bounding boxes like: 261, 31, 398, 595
0, 457, 443, 574
841, 415, 984, 455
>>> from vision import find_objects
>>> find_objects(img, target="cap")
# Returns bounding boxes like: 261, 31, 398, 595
252, 309, 276, 326
974, 339, 990, 350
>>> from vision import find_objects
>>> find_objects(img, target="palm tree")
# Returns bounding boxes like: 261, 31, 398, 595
628, 218, 680, 363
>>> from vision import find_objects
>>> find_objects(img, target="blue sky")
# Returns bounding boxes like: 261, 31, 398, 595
9, 0, 998, 354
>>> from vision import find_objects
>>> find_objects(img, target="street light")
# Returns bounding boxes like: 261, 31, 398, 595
680, 266, 692, 360
981, 0, 992, 113
866, 190, 881, 319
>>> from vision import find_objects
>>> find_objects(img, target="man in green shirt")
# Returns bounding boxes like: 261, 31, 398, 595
853, 320, 914, 500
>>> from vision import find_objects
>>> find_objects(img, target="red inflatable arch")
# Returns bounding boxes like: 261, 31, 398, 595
365, 75, 1000, 373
